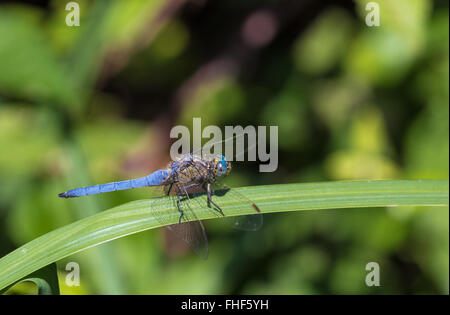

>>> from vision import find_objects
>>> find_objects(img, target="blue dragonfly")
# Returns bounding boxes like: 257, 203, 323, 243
59, 153, 262, 258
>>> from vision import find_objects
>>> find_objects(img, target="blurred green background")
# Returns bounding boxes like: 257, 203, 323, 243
0, 0, 448, 294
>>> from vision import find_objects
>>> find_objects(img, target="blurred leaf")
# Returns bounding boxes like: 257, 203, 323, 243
65, 0, 114, 110
74, 118, 146, 181
1, 263, 59, 295
293, 7, 354, 75
348, 106, 390, 153
326, 105, 399, 179
0, 106, 58, 177
104, 0, 166, 48
150, 20, 190, 60
312, 76, 369, 129
7, 179, 72, 245
326, 151, 399, 179
262, 75, 309, 150
0, 8, 74, 106
411, 205, 449, 292
347, 0, 431, 85
181, 78, 245, 126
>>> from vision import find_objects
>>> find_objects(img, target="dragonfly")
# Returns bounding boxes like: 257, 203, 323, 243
58, 153, 262, 259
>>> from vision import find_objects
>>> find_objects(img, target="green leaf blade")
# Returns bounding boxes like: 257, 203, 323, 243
0, 179, 448, 291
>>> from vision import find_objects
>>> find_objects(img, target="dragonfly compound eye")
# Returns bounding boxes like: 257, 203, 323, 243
214, 154, 228, 177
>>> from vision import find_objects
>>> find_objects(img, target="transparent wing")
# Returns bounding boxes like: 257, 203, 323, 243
166, 221, 208, 259
173, 181, 264, 231
147, 179, 262, 259
211, 182, 263, 231
148, 184, 209, 259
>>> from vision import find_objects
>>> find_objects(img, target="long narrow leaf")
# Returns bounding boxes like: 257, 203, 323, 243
0, 180, 448, 291
0, 263, 59, 295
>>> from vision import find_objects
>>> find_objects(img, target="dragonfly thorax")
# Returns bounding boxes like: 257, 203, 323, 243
165, 154, 231, 186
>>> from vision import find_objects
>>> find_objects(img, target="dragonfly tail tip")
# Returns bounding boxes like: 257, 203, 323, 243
58, 192, 68, 198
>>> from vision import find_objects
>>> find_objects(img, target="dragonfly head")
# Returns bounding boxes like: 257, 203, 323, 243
212, 154, 231, 177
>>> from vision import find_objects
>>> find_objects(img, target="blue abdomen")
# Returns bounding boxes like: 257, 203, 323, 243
58, 169, 169, 198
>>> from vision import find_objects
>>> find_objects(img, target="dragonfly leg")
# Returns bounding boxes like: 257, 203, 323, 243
206, 183, 225, 216
176, 191, 185, 224
166, 182, 173, 195
180, 183, 201, 191
176, 182, 204, 224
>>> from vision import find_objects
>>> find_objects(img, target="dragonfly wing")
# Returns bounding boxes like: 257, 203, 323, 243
149, 184, 210, 259
221, 211, 263, 231
166, 221, 208, 259
212, 182, 263, 231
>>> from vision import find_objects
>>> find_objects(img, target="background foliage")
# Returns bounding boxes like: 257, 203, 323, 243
0, 0, 448, 294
